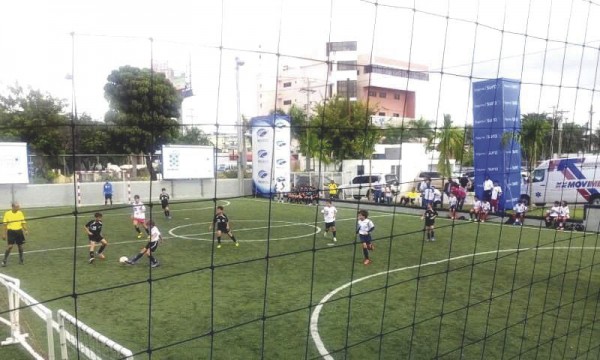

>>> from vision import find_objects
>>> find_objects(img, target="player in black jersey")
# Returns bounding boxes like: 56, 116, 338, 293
209, 205, 239, 249
421, 203, 438, 242
84, 212, 108, 263
159, 188, 171, 219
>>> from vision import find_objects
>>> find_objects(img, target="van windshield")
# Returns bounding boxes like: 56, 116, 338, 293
532, 169, 545, 183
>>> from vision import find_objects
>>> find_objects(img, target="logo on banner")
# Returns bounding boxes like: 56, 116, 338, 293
276, 140, 286, 147
257, 128, 268, 137
276, 159, 287, 166
258, 170, 269, 179
274, 119, 288, 128
258, 150, 268, 158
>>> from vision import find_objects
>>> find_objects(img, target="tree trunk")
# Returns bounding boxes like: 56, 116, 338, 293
145, 153, 157, 180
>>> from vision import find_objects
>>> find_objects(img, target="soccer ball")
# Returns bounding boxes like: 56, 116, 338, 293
119, 256, 128, 264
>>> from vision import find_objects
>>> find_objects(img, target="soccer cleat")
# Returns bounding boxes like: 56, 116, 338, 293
363, 259, 372, 265
88, 257, 95, 264
1, 261, 5, 267
125, 260, 135, 265
333, 237, 337, 242
323, 232, 327, 237
431, 237, 436, 242
217, 244, 221, 249
235, 242, 240, 247
137, 233, 142, 239
151, 261, 160, 268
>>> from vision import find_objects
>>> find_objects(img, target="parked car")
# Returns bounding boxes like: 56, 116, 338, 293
338, 174, 399, 201
413, 171, 445, 191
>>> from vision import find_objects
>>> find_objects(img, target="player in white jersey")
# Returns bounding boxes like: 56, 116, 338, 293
469, 196, 482, 222
356, 209, 375, 265
545, 201, 560, 228
479, 200, 491, 222
131, 195, 149, 239
557, 201, 570, 231
321, 200, 338, 242
490, 181, 503, 213
126, 219, 162, 268
447, 193, 458, 220
512, 200, 528, 226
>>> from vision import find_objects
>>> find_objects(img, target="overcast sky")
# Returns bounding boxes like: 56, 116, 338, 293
1, 0, 599, 132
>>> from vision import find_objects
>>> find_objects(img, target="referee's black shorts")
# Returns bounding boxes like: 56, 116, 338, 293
7, 229, 25, 245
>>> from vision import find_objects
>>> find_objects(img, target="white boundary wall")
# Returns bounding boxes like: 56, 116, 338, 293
0, 179, 251, 208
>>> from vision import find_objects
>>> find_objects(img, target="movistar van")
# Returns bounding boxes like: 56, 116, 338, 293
529, 156, 600, 205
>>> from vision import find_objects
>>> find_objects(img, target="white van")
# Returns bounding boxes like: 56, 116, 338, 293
529, 155, 600, 206
338, 174, 399, 200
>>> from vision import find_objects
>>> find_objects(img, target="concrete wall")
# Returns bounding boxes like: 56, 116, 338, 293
0, 179, 252, 208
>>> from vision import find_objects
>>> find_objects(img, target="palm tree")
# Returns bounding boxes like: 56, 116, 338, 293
406, 117, 434, 143
427, 114, 465, 177
502, 113, 552, 171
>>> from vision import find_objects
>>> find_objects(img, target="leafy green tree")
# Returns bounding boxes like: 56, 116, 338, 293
503, 112, 552, 171
174, 127, 213, 146
0, 85, 70, 175
405, 117, 434, 142
427, 114, 466, 177
310, 97, 380, 168
560, 122, 587, 154
104, 66, 181, 179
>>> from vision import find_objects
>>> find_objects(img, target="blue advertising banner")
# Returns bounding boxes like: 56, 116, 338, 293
250, 115, 291, 197
472, 78, 522, 210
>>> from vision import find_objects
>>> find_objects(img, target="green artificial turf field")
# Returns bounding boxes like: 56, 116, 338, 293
1, 198, 599, 359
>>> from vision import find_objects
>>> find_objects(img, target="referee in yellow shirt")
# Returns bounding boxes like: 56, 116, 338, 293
327, 180, 338, 199
2, 202, 28, 267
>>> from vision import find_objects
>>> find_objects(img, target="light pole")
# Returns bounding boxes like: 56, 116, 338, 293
235, 57, 245, 196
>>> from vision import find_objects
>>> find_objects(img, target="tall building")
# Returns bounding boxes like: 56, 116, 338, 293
256, 41, 429, 127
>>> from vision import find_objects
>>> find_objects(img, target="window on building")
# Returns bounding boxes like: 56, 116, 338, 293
336, 80, 357, 99
283, 100, 292, 105
368, 90, 377, 97
378, 112, 386, 116
283, 82, 292, 88
392, 113, 400, 117
379, 92, 387, 98
394, 93, 401, 100
337, 60, 357, 71
326, 41, 358, 55
364, 64, 430, 81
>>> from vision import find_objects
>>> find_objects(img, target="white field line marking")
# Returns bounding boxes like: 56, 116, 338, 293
309, 246, 600, 359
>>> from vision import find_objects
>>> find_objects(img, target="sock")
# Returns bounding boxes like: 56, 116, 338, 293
149, 255, 156, 264
98, 245, 106, 254
217, 236, 221, 244
18, 247, 23, 262
333, 231, 337, 237
166, 210, 170, 217
131, 253, 143, 262
3, 249, 10, 261
145, 228, 150, 235
431, 231, 435, 238
135, 226, 141, 234
89, 251, 94, 258
231, 235, 237, 243
363, 248, 369, 259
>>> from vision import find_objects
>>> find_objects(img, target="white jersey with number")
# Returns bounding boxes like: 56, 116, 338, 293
321, 205, 337, 223
132, 201, 146, 220
150, 225, 161, 243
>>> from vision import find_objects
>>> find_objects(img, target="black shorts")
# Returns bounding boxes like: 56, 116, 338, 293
425, 220, 435, 227
217, 225, 229, 233
7, 230, 25, 246
325, 221, 336, 230
161, 201, 169, 209
145, 241, 159, 253
104, 194, 112, 200
88, 234, 103, 243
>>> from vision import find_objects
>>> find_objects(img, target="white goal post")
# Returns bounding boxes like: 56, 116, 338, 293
57, 309, 134, 360
0, 273, 55, 360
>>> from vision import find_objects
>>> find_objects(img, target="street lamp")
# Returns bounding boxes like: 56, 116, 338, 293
236, 57, 245, 196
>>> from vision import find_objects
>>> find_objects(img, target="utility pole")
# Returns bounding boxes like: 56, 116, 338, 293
299, 78, 315, 171
589, 104, 595, 153
235, 57, 245, 196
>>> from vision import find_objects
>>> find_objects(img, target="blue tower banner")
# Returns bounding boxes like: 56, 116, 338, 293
250, 114, 291, 197
472, 78, 522, 210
